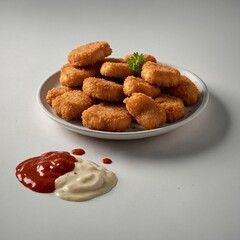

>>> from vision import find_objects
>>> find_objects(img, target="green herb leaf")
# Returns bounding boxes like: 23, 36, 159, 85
127, 52, 146, 73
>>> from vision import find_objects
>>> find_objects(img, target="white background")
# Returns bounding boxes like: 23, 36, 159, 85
1, 0, 240, 239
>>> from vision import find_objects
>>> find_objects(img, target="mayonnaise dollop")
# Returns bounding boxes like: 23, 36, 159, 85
54, 160, 117, 201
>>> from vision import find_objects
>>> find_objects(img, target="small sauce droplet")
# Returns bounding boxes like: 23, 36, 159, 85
102, 158, 112, 164
71, 149, 85, 155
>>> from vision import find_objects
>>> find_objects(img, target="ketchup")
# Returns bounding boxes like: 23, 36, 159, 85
102, 158, 112, 164
16, 151, 77, 193
71, 149, 85, 155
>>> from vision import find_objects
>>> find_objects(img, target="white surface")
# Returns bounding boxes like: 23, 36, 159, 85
37, 66, 208, 139
1, 0, 240, 240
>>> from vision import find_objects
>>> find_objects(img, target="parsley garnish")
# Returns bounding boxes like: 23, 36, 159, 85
127, 52, 146, 73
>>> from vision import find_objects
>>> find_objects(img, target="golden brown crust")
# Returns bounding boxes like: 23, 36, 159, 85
123, 76, 160, 98
51, 90, 94, 120
59, 63, 100, 88
82, 103, 132, 132
100, 62, 135, 78
141, 62, 181, 87
68, 41, 112, 67
82, 77, 125, 102
46, 87, 72, 105
124, 93, 166, 130
155, 94, 185, 122
164, 75, 201, 106
99, 57, 125, 63
124, 54, 157, 63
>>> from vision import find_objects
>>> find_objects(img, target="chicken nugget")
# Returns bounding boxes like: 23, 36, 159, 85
164, 75, 200, 106
68, 41, 112, 67
82, 77, 125, 102
124, 54, 157, 63
100, 62, 135, 78
59, 63, 100, 88
155, 94, 185, 122
52, 90, 94, 120
124, 93, 166, 130
82, 103, 132, 132
46, 87, 72, 105
141, 62, 181, 87
123, 76, 160, 98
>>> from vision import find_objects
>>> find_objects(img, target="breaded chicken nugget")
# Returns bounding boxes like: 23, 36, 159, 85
164, 75, 200, 106
124, 93, 166, 130
68, 41, 112, 67
46, 87, 72, 105
52, 90, 94, 120
100, 62, 135, 78
123, 76, 160, 98
82, 103, 132, 132
82, 77, 125, 102
155, 94, 185, 122
60, 63, 100, 88
124, 54, 157, 63
141, 62, 181, 87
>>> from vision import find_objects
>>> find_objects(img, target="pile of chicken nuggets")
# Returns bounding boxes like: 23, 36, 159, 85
46, 41, 201, 132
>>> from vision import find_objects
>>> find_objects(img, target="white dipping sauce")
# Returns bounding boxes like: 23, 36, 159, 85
54, 160, 117, 201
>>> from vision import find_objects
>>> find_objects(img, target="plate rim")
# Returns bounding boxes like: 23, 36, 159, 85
36, 65, 209, 140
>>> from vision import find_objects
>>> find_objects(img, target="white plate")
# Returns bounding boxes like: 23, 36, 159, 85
37, 66, 209, 140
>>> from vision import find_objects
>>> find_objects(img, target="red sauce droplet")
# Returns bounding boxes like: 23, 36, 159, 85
102, 158, 112, 164
15, 151, 77, 193
71, 148, 85, 155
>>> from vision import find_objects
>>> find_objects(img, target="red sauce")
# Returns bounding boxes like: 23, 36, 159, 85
15, 151, 77, 193
71, 148, 85, 155
102, 158, 112, 164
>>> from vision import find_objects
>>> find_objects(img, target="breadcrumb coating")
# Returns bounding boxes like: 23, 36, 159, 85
99, 57, 125, 63
123, 76, 160, 98
100, 62, 135, 78
141, 62, 181, 87
164, 75, 200, 106
155, 94, 185, 122
82, 77, 125, 102
82, 103, 132, 132
51, 90, 94, 120
124, 93, 166, 130
59, 63, 100, 88
46, 87, 72, 105
68, 41, 112, 67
